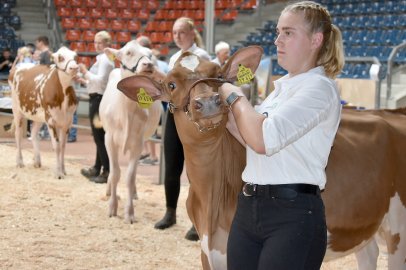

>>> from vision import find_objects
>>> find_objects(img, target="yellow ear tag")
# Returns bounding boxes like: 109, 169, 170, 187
108, 53, 116, 62
137, 88, 154, 109
236, 64, 254, 85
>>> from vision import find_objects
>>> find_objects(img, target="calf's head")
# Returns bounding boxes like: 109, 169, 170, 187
52, 46, 79, 76
117, 46, 263, 132
105, 40, 161, 79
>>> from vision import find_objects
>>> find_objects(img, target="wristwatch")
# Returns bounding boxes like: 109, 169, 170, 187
225, 92, 242, 107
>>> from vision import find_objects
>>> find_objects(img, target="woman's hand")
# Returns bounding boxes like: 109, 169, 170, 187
219, 83, 244, 101
78, 63, 88, 75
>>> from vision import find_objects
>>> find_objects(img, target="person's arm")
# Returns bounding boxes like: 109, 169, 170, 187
220, 83, 266, 154
225, 110, 246, 147
84, 55, 113, 84
0, 60, 8, 69
220, 79, 339, 156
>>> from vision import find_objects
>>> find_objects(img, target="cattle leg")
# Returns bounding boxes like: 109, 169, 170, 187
59, 128, 68, 176
12, 113, 25, 168
49, 125, 64, 179
200, 251, 211, 270
122, 135, 144, 224
30, 122, 42, 168
105, 135, 120, 218
124, 155, 139, 224
355, 239, 378, 270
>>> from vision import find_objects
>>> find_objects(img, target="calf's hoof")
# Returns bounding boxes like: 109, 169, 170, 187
154, 208, 176, 230
185, 225, 199, 241
16, 163, 24, 168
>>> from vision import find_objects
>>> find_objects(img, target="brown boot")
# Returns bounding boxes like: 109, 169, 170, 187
154, 208, 176, 229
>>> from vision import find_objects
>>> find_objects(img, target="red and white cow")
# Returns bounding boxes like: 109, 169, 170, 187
9, 46, 79, 179
118, 47, 406, 269
99, 40, 164, 223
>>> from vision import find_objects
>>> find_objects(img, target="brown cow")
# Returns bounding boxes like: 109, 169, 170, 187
117, 47, 258, 269
118, 47, 406, 269
9, 46, 79, 179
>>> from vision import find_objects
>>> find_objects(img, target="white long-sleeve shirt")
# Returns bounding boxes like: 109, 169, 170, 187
242, 66, 341, 189
168, 43, 210, 69
84, 53, 114, 95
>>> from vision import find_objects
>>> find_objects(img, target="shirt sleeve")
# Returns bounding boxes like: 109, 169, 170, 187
262, 77, 340, 156
85, 54, 113, 83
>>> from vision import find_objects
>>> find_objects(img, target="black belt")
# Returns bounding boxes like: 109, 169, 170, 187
89, 93, 102, 98
242, 183, 320, 199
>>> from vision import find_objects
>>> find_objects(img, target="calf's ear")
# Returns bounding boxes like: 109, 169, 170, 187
222, 46, 263, 82
117, 75, 169, 102
104, 48, 120, 62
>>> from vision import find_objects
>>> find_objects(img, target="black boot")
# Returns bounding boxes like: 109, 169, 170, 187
92, 171, 109, 184
154, 208, 176, 229
80, 166, 100, 179
185, 225, 199, 241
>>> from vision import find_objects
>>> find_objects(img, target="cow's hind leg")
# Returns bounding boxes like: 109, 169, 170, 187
105, 134, 120, 218
355, 239, 379, 270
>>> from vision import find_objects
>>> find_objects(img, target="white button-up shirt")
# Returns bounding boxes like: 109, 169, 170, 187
242, 66, 341, 189
84, 53, 114, 95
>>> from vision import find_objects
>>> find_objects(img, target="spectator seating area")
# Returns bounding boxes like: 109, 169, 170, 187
0, 0, 24, 55
239, 0, 406, 79
56, 0, 258, 67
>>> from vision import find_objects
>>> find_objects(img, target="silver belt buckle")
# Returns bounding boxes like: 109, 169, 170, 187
243, 183, 255, 197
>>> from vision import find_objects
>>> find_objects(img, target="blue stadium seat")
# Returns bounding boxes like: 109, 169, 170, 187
0, 15, 6, 25
262, 32, 275, 45
272, 60, 286, 76
10, 39, 24, 52
395, 50, 406, 64
263, 45, 276, 56
0, 2, 11, 15
8, 15, 20, 30
0, 39, 8, 50
0, 27, 15, 39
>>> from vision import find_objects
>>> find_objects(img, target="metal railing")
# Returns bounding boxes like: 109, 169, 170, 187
386, 42, 406, 104
44, 0, 63, 51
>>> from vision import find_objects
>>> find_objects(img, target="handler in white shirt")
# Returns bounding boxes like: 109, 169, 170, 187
219, 1, 345, 269
76, 30, 114, 184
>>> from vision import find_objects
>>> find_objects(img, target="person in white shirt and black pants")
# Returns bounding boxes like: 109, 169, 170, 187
77, 31, 115, 184
219, 1, 345, 269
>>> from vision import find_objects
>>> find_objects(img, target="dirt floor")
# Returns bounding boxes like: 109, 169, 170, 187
0, 132, 388, 269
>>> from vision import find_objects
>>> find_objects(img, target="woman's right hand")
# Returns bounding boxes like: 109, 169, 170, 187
78, 63, 87, 75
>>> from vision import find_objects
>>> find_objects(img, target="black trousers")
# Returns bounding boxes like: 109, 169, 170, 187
227, 190, 327, 270
89, 94, 109, 173
163, 112, 184, 209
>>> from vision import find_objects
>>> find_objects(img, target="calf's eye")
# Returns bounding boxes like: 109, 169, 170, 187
168, 82, 176, 90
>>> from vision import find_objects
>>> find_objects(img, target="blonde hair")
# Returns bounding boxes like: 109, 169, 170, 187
282, 1, 344, 78
174, 17, 205, 49
95, 31, 112, 46
18, 46, 32, 57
